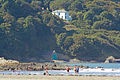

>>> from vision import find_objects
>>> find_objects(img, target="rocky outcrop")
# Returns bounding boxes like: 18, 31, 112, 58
52, 60, 67, 63
105, 56, 115, 63
0, 57, 19, 65
69, 58, 81, 63
105, 56, 120, 63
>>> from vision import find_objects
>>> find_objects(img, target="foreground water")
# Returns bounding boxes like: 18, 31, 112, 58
0, 63, 120, 76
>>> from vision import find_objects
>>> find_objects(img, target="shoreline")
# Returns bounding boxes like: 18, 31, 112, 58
0, 62, 120, 77
0, 74, 120, 77
0, 75, 120, 80
0, 68, 120, 77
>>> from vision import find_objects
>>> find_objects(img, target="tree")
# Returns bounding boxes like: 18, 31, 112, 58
43, 0, 53, 8
56, 33, 67, 46
2, 0, 35, 18
92, 20, 113, 30
0, 15, 3, 24
3, 13, 15, 24
100, 11, 114, 20
83, 10, 95, 20
31, 1, 42, 11
63, 36, 73, 50
70, 1, 83, 11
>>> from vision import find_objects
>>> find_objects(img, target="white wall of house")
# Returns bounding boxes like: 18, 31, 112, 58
59, 13, 66, 19
52, 10, 72, 21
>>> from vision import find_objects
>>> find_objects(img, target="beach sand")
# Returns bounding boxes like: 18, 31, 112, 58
0, 75, 120, 80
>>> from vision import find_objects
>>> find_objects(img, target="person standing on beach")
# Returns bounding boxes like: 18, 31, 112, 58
45, 65, 49, 75
76, 67, 79, 73
67, 66, 69, 72
41, 65, 44, 70
74, 66, 77, 73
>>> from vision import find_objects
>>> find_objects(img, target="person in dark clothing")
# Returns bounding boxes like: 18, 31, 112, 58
76, 67, 79, 73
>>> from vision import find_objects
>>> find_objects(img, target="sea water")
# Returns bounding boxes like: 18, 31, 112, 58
0, 63, 120, 76
59, 63, 120, 68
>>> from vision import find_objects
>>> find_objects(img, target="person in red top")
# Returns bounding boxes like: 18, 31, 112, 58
67, 66, 69, 72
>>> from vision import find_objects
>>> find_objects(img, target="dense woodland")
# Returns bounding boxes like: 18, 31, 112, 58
0, 0, 120, 62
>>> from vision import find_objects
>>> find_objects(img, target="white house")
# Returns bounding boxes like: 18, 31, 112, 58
52, 10, 72, 21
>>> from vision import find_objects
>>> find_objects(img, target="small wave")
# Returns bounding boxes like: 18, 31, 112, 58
0, 68, 120, 76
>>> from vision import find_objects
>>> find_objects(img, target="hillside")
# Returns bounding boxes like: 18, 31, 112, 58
0, 0, 120, 62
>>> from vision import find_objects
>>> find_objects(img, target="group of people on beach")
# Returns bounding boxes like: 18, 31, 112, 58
67, 66, 79, 73
44, 65, 80, 75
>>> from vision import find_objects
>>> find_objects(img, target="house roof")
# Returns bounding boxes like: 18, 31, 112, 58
52, 10, 67, 13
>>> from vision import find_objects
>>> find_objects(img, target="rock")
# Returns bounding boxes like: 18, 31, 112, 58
79, 65, 84, 68
7, 60, 19, 65
104, 56, 115, 63
106, 56, 115, 60
105, 56, 120, 63
96, 66, 103, 68
52, 60, 66, 63
69, 58, 81, 63
0, 57, 19, 65
84, 66, 89, 69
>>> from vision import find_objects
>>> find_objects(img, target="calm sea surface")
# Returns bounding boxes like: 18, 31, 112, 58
59, 63, 120, 69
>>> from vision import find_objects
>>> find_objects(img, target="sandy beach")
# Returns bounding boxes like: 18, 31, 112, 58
0, 75, 120, 80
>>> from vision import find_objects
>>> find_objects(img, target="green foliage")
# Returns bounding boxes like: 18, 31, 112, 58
0, 15, 3, 24
0, 0, 66, 61
31, 1, 42, 11
1, 0, 120, 61
69, 0, 83, 11
83, 10, 95, 20
50, 0, 85, 11
2, 13, 15, 23
56, 33, 67, 46
100, 11, 114, 20
92, 20, 113, 30
2, 0, 34, 18
56, 29, 120, 61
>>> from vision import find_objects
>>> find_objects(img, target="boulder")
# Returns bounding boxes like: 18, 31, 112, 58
69, 58, 81, 63
0, 57, 19, 65
52, 60, 66, 63
104, 56, 120, 63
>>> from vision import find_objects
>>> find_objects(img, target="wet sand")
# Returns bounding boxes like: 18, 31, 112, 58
0, 75, 120, 80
